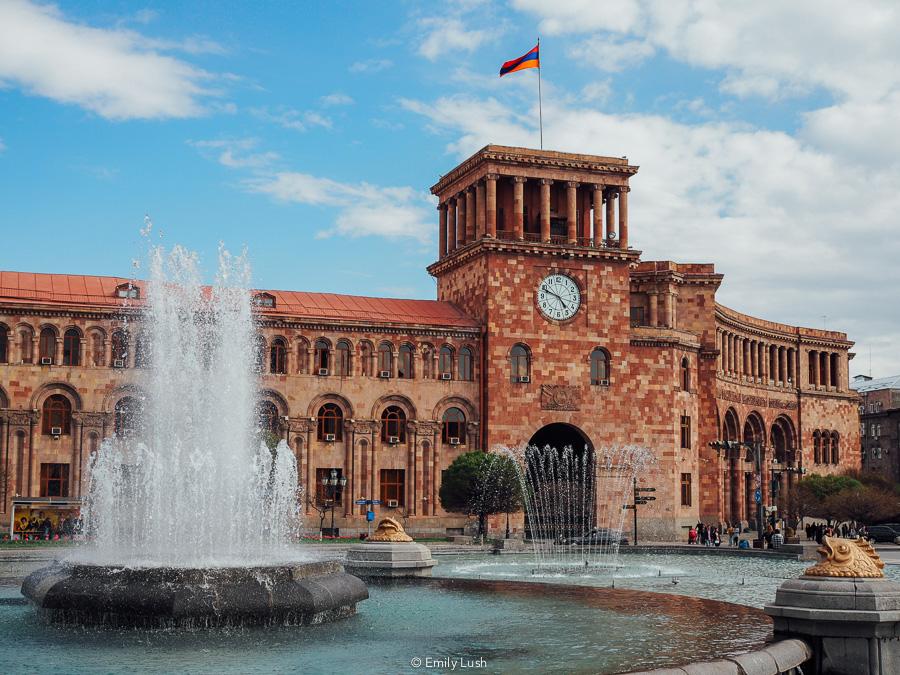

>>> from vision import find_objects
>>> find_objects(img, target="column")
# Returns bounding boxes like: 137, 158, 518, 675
438, 203, 447, 258
580, 188, 592, 243
78, 338, 86, 367
618, 186, 629, 248
566, 182, 578, 244
779, 347, 787, 386
593, 184, 604, 244
648, 293, 659, 327
465, 187, 475, 243
103, 339, 112, 368
344, 432, 352, 517
513, 177, 525, 240
431, 434, 441, 516
750, 341, 757, 380
485, 174, 497, 238
475, 181, 485, 240
605, 189, 616, 241
823, 352, 831, 390
54, 337, 63, 365
662, 292, 672, 328
540, 179, 551, 242
810, 351, 819, 387
448, 198, 458, 253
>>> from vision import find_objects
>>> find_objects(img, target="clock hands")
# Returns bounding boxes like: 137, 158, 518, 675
545, 288, 568, 310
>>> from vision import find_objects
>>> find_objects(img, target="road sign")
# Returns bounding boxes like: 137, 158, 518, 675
754, 489, 761, 504
635, 487, 656, 492
370, 500, 381, 505
366, 511, 375, 522
355, 499, 369, 505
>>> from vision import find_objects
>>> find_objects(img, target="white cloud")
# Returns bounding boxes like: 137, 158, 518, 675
581, 80, 613, 104
320, 92, 354, 106
349, 58, 393, 74
568, 36, 655, 72
417, 17, 491, 61
188, 138, 278, 170
250, 107, 332, 132
246, 172, 434, 242
401, 93, 900, 375
0, 0, 223, 120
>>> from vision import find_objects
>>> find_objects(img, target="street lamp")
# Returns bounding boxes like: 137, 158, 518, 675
709, 439, 766, 548
320, 469, 348, 538
770, 458, 806, 525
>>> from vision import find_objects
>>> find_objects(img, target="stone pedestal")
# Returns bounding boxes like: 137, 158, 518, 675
765, 576, 900, 674
344, 542, 436, 578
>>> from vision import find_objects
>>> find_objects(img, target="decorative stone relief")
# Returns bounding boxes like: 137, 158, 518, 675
540, 385, 580, 411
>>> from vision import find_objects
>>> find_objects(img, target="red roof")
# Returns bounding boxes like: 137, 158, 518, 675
0, 271, 478, 329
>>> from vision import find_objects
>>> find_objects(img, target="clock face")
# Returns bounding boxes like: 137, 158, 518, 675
537, 273, 581, 321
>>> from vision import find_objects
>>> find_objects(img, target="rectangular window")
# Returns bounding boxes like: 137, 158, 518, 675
680, 415, 691, 449
40, 463, 69, 497
380, 469, 405, 507
680, 473, 692, 507
630, 306, 645, 327
315, 467, 344, 506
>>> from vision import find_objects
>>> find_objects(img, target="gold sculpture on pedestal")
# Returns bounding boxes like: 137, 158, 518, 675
369, 517, 413, 543
804, 536, 885, 578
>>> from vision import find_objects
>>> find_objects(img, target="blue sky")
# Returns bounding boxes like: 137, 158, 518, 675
1, 1, 898, 375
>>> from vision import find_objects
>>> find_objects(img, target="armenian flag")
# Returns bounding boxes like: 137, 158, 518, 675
499, 42, 540, 77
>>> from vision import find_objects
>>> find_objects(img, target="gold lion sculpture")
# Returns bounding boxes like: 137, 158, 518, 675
804, 536, 885, 578
368, 517, 413, 543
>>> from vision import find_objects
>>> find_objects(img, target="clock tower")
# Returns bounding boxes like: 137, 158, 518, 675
427, 145, 640, 454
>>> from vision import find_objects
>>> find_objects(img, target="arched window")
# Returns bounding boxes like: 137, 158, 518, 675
378, 342, 393, 377
359, 341, 373, 377
821, 431, 830, 464
831, 432, 840, 464
813, 431, 821, 464
42, 394, 72, 435
439, 346, 454, 379
62, 329, 80, 366
590, 347, 610, 385
458, 347, 474, 381
510, 344, 530, 383
270, 337, 287, 374
256, 400, 280, 436
39, 327, 56, 364
441, 407, 466, 445
19, 325, 34, 364
317, 403, 343, 441
380, 405, 406, 443
681, 356, 690, 391
398, 344, 414, 379
314, 339, 330, 375
0, 325, 7, 363
111, 329, 128, 367
115, 396, 142, 438
336, 340, 352, 377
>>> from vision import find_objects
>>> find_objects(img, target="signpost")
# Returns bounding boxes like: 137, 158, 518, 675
624, 478, 657, 546
355, 498, 381, 537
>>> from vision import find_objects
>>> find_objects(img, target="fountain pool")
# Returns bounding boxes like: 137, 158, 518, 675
2, 576, 770, 674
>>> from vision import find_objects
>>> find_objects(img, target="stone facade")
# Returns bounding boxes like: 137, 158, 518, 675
0, 145, 861, 539
853, 375, 900, 482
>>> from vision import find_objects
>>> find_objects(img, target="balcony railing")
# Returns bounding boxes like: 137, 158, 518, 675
476, 230, 622, 250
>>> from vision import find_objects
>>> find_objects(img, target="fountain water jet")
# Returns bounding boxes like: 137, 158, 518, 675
22, 244, 367, 626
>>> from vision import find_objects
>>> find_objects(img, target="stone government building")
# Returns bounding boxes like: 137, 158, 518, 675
0, 145, 860, 539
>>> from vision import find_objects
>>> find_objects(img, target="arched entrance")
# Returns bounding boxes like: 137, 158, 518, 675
525, 423, 595, 540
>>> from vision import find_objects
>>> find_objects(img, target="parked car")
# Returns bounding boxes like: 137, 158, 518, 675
565, 528, 629, 546
865, 525, 899, 543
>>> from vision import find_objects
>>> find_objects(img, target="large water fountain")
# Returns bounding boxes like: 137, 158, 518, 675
21, 244, 367, 627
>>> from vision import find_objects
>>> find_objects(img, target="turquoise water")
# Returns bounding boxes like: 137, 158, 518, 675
435, 551, 900, 608
0, 577, 768, 674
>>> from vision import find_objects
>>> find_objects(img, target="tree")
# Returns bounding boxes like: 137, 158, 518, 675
439, 451, 523, 538
826, 486, 900, 525
797, 474, 863, 523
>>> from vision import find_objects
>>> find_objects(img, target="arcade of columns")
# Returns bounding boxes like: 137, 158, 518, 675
437, 174, 630, 258
717, 329, 847, 392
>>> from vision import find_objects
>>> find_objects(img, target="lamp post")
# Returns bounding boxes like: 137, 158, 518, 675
709, 439, 766, 547
320, 469, 348, 538
770, 459, 806, 527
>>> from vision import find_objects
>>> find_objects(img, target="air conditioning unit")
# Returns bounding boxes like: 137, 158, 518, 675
113, 359, 125, 368
518, 375, 530, 383
388, 436, 400, 445
387, 499, 399, 508
50, 427, 62, 437
379, 370, 391, 378
318, 368, 329, 376
440, 372, 452, 380
599, 378, 609, 386
324, 433, 336, 442
40, 357, 52, 365
449, 437, 460, 446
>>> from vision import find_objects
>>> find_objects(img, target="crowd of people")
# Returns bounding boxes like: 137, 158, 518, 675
687, 518, 872, 550
805, 522, 866, 543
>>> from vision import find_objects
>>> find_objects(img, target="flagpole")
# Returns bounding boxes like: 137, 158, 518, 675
537, 37, 543, 149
